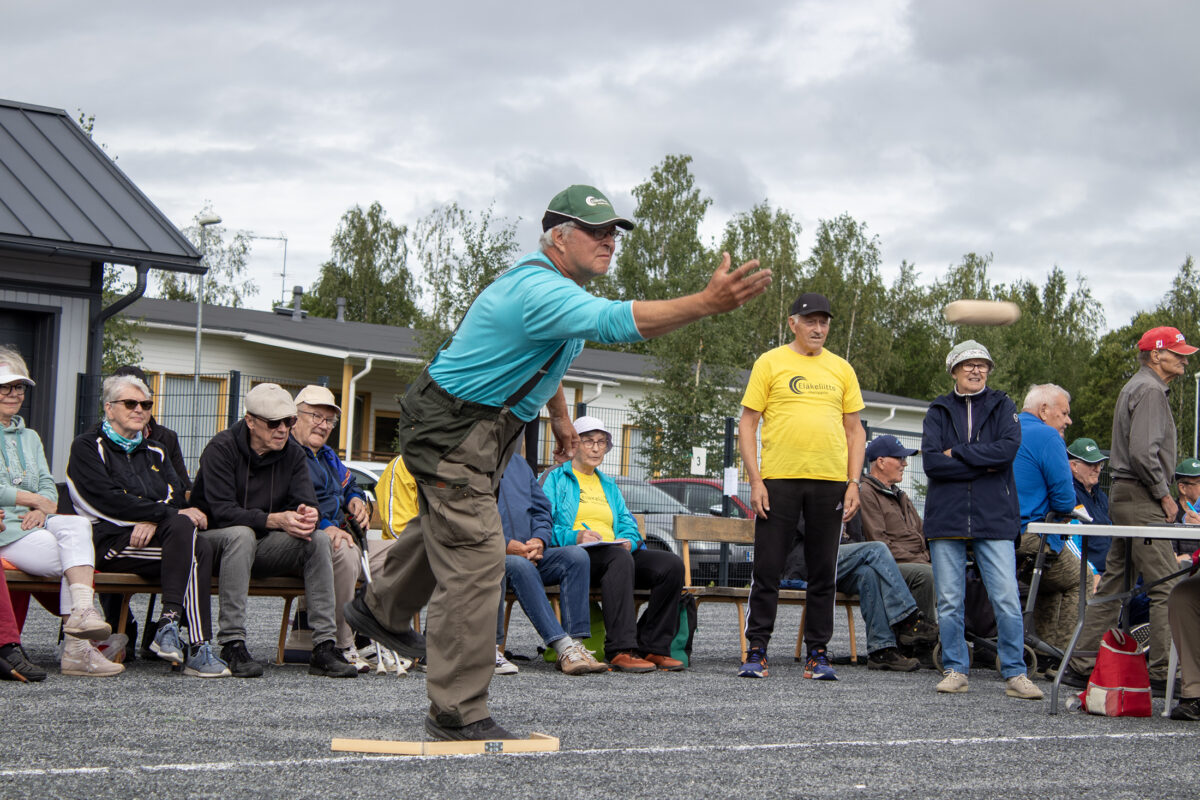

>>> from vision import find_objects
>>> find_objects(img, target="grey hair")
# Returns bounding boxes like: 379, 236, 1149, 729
102, 374, 151, 405
1138, 349, 1154, 366
538, 220, 577, 251
0, 345, 29, 379
1022, 383, 1070, 413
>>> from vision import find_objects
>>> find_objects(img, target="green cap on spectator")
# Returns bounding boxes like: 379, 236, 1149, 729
1176, 458, 1200, 478
1066, 437, 1107, 463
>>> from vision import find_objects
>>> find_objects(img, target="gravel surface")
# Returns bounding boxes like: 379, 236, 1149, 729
3, 594, 1198, 799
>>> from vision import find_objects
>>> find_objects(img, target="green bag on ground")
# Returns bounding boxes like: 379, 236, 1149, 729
543, 600, 606, 662
669, 592, 698, 667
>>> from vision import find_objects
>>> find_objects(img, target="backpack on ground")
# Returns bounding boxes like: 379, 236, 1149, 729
1078, 628, 1152, 717
669, 591, 698, 667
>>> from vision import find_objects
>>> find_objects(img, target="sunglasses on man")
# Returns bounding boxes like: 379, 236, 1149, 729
249, 412, 298, 429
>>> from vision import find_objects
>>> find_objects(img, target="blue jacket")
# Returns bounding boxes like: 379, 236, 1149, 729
541, 463, 643, 550
921, 386, 1021, 541
302, 443, 365, 531
1014, 411, 1077, 548
497, 456, 553, 546
1072, 478, 1112, 573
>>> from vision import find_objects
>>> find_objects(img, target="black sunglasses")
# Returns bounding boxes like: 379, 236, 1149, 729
250, 412, 298, 429
113, 399, 153, 411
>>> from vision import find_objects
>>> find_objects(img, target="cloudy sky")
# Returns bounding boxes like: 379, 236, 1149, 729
4, 1, 1196, 328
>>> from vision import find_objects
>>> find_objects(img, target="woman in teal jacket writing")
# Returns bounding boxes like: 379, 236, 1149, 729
542, 416, 686, 672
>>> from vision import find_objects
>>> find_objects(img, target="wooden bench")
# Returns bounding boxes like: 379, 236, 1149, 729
673, 515, 860, 663
5, 569, 307, 665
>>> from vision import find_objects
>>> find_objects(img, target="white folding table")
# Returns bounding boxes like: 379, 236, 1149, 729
1025, 521, 1193, 715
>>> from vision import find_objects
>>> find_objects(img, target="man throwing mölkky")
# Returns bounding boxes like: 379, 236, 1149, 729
343, 184, 770, 741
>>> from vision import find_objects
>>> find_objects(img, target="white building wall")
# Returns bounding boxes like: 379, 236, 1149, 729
0, 287, 90, 475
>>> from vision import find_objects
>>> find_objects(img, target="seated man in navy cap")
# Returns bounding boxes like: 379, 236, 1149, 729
857, 435, 936, 623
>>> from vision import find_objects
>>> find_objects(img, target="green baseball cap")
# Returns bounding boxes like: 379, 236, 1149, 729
1066, 437, 1107, 463
541, 185, 634, 231
1176, 457, 1200, 478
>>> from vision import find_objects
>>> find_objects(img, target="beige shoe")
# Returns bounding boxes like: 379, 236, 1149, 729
63, 606, 112, 641
1005, 673, 1044, 700
61, 638, 124, 677
557, 643, 607, 675
936, 669, 969, 693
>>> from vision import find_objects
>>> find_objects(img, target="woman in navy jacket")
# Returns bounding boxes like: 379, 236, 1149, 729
922, 340, 1041, 699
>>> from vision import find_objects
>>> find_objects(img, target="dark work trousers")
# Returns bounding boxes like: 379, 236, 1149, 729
587, 544, 685, 659
95, 514, 214, 642
745, 478, 846, 652
365, 370, 526, 729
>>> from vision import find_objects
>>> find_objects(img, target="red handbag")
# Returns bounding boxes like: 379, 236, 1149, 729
1078, 628, 1152, 717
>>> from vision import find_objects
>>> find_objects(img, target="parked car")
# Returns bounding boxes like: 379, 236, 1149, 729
342, 459, 392, 536
650, 477, 755, 519
613, 475, 753, 586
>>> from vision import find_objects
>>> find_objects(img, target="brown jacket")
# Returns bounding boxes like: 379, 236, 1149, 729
858, 474, 930, 564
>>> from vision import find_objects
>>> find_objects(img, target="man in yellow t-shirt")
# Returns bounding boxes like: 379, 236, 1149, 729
737, 292, 866, 681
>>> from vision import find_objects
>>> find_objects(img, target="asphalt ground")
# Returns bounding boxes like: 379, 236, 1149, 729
3, 595, 1199, 800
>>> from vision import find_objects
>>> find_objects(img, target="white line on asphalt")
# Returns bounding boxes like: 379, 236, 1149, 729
2, 730, 1196, 776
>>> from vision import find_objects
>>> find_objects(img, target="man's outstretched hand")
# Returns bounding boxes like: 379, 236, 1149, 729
702, 253, 771, 313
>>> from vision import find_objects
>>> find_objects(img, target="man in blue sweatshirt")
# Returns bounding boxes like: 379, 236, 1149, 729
493, 454, 605, 676
1013, 383, 1092, 656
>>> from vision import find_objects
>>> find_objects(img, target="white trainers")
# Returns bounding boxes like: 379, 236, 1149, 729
61, 637, 124, 677
340, 645, 371, 674
1005, 673, 1045, 700
494, 646, 519, 675
63, 606, 112, 641
936, 669, 969, 693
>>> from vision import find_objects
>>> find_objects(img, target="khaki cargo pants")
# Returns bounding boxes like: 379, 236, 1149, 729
366, 371, 526, 727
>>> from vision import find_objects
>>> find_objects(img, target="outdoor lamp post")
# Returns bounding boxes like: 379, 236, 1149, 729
192, 213, 222, 454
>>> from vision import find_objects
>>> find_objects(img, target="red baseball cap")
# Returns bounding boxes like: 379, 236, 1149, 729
1138, 326, 1199, 355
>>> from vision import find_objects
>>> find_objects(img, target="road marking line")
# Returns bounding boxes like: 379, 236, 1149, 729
2, 730, 1195, 776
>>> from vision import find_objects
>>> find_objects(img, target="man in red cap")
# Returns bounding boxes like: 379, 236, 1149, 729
1062, 326, 1197, 693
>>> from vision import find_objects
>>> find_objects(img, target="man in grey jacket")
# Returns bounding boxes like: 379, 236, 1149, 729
1064, 326, 1196, 692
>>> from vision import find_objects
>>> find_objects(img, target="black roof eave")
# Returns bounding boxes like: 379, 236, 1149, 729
0, 234, 205, 274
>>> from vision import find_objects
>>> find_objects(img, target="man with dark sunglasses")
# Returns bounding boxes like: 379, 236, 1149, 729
191, 383, 356, 679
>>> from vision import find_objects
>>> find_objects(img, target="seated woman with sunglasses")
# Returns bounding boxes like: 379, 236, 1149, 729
67, 374, 230, 677
0, 346, 122, 677
541, 416, 686, 672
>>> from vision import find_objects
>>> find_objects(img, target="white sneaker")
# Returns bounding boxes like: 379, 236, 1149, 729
340, 645, 371, 674
1005, 673, 1045, 700
494, 646, 519, 675
936, 669, 969, 693
63, 606, 111, 641
61, 637, 124, 677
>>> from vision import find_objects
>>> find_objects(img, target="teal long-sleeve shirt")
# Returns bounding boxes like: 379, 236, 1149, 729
427, 252, 643, 421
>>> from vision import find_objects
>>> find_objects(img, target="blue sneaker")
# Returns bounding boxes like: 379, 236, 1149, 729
803, 648, 838, 680
738, 647, 768, 678
184, 642, 232, 678
150, 620, 185, 665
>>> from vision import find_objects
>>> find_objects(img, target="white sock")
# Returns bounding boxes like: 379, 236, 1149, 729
62, 637, 90, 657
68, 583, 94, 613
551, 638, 577, 656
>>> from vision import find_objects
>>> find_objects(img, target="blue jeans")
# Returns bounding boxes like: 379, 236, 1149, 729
496, 545, 591, 647
930, 538, 1026, 678
836, 542, 919, 654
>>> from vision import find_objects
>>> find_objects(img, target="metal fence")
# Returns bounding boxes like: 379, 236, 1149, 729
76, 371, 327, 478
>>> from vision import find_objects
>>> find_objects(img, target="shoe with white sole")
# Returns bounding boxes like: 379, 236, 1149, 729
63, 606, 111, 641
495, 646, 519, 675
61, 637, 124, 677
936, 669, 969, 693
1005, 673, 1044, 700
